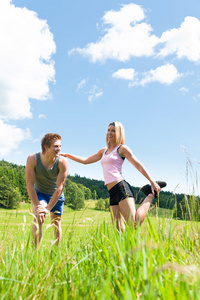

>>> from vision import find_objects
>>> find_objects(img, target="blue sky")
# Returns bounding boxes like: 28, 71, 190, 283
1, 0, 200, 195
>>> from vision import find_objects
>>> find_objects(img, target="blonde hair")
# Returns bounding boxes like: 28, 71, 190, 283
106, 121, 125, 147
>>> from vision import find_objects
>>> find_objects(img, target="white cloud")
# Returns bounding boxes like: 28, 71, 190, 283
32, 138, 41, 143
88, 86, 103, 102
0, 0, 56, 156
38, 114, 47, 119
139, 64, 182, 86
0, 119, 31, 157
112, 68, 136, 80
114, 64, 182, 86
69, 5, 200, 67
15, 151, 23, 155
179, 87, 189, 95
0, 0, 56, 120
76, 79, 103, 101
159, 17, 200, 62
69, 3, 159, 62
77, 79, 87, 91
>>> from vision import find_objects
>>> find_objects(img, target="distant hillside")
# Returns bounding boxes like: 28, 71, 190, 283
1, 159, 198, 220
0, 159, 28, 203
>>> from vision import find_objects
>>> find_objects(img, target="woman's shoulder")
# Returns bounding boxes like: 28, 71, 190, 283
99, 147, 107, 154
118, 144, 132, 155
118, 144, 129, 150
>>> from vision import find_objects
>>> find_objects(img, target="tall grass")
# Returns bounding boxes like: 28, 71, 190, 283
1, 207, 200, 299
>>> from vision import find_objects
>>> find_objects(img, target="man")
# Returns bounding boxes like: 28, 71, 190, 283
26, 133, 68, 248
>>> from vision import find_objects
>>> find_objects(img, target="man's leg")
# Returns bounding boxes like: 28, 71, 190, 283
50, 199, 64, 245
32, 206, 44, 249
50, 213, 62, 245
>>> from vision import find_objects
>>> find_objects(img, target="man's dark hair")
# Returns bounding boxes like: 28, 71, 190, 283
41, 133, 61, 154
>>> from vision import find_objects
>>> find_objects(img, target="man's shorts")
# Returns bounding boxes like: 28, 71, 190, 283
108, 180, 135, 206
36, 190, 65, 215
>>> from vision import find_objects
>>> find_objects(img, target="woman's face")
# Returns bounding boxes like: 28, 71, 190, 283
107, 125, 116, 144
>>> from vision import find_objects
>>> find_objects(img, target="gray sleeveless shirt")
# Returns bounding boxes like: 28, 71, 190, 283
34, 153, 60, 195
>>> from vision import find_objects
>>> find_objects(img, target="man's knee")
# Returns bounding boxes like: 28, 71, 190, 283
51, 214, 61, 226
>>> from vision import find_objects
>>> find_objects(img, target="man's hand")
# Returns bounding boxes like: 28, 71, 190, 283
36, 203, 49, 213
37, 212, 46, 224
35, 203, 50, 224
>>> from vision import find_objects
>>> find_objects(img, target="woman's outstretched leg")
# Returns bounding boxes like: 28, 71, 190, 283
135, 181, 167, 226
135, 195, 154, 226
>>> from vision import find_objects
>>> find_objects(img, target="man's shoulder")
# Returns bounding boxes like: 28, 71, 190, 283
58, 156, 68, 170
28, 153, 38, 160
26, 153, 37, 166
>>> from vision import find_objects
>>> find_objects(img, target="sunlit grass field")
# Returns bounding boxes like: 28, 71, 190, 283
1, 201, 200, 299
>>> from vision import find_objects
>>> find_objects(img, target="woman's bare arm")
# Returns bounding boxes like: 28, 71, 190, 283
60, 148, 105, 165
119, 145, 161, 194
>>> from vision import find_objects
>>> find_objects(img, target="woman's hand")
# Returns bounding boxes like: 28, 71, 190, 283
150, 181, 161, 195
60, 153, 69, 158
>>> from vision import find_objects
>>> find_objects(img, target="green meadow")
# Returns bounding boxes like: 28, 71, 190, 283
1, 201, 200, 299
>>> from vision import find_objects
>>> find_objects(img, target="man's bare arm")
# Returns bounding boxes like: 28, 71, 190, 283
46, 157, 68, 212
26, 154, 41, 207
26, 154, 46, 223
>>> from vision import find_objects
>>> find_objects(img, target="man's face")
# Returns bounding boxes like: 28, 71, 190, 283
46, 139, 61, 157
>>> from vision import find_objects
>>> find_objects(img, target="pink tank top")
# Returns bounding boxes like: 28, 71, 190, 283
101, 146, 124, 185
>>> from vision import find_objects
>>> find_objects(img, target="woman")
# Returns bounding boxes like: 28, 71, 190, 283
61, 122, 166, 230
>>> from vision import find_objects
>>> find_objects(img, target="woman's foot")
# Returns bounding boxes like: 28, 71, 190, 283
141, 181, 167, 198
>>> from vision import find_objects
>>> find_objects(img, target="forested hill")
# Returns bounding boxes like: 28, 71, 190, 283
68, 174, 109, 199
1, 159, 199, 220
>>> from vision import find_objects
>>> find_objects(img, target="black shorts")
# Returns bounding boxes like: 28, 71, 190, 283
109, 180, 135, 206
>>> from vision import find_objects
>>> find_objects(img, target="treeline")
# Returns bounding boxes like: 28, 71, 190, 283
0, 159, 200, 220
0, 160, 28, 208
68, 174, 109, 200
